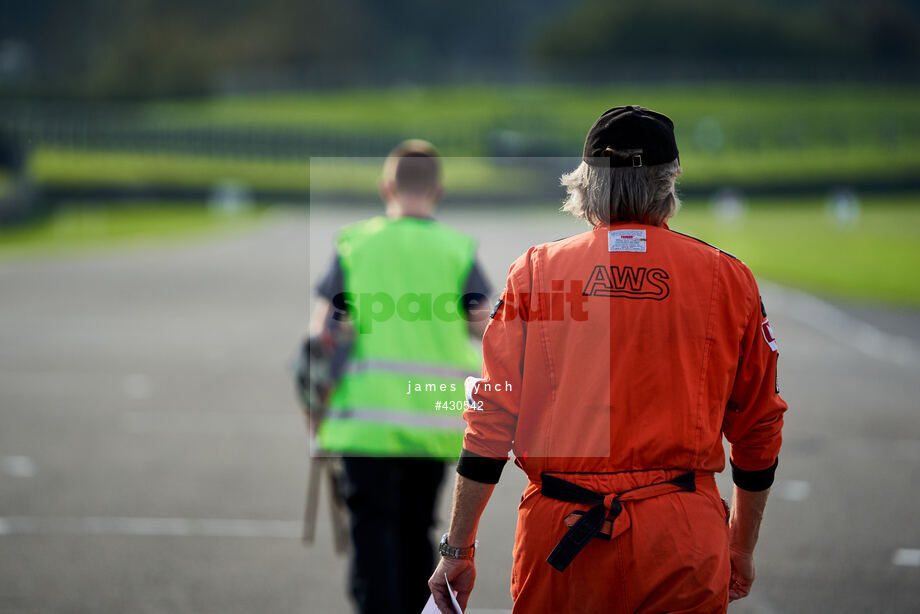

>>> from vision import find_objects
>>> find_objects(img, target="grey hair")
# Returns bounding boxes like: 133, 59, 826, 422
560, 159, 682, 226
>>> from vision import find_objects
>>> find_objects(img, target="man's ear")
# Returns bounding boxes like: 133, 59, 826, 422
380, 179, 395, 202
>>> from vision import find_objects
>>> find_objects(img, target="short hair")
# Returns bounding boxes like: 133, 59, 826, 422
560, 158, 682, 226
383, 139, 441, 196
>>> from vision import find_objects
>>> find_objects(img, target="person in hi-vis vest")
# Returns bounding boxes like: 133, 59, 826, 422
308, 140, 492, 614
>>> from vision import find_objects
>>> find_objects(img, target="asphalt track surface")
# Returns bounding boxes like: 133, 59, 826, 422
1, 207, 918, 613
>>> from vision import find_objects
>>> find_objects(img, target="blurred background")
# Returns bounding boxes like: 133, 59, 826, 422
1, 0, 919, 612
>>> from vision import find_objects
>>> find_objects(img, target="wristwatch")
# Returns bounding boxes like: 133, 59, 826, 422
439, 532, 477, 560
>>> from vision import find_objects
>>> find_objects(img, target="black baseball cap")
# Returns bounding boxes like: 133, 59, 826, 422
583, 105, 679, 168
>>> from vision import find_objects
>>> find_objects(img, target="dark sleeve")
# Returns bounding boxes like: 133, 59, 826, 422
461, 258, 493, 315
316, 250, 344, 302
730, 458, 778, 492
456, 448, 507, 484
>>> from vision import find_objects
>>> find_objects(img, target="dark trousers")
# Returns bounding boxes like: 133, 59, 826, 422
341, 456, 446, 614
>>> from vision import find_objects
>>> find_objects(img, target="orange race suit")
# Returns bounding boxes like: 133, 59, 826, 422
456, 221, 787, 614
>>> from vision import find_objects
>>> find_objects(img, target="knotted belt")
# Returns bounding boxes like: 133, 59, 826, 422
541, 470, 697, 572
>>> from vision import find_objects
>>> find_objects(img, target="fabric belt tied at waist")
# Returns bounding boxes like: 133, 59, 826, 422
540, 470, 697, 572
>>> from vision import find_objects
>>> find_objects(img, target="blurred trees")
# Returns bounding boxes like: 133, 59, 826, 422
531, 0, 920, 75
0, 0, 558, 97
0, 0, 918, 98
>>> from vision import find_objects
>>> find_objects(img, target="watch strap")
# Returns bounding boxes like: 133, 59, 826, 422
439, 532, 476, 560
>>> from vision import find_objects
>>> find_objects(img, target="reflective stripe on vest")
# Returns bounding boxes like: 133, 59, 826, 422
324, 408, 465, 430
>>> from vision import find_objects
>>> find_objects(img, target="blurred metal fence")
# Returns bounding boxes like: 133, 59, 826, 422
0, 102, 496, 160
4, 101, 920, 161
2, 99, 920, 227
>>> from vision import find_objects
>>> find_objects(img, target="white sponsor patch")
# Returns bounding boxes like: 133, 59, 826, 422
608, 229, 646, 252
762, 318, 778, 352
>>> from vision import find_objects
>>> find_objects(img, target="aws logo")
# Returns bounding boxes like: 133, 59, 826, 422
582, 265, 670, 300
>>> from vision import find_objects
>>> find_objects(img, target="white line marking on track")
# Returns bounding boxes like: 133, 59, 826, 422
1, 456, 36, 478
0, 516, 301, 539
892, 548, 920, 567
773, 479, 811, 502
761, 282, 920, 369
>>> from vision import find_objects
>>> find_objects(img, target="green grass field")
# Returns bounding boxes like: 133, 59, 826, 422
33, 144, 920, 196
32, 151, 537, 196
31, 149, 310, 192
143, 83, 920, 148
671, 194, 920, 306
0, 203, 264, 260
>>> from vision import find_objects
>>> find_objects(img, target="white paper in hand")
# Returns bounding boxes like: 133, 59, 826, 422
420, 573, 463, 614
445, 574, 463, 613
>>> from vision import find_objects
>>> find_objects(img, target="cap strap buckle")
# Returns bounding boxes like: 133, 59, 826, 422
631, 154, 643, 168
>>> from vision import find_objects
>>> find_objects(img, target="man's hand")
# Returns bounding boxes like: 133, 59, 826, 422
304, 414, 320, 438
728, 547, 754, 601
430, 474, 496, 612
428, 557, 475, 613
727, 484, 770, 602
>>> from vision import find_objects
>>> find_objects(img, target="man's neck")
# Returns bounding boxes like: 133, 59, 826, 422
386, 202, 435, 220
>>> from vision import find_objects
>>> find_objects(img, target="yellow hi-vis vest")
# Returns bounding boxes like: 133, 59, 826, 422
317, 216, 483, 458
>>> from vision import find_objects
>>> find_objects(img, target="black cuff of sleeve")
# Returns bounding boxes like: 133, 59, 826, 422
456, 448, 507, 484
731, 458, 778, 492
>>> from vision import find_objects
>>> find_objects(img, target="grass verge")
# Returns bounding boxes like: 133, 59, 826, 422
0, 203, 264, 260
671, 194, 920, 306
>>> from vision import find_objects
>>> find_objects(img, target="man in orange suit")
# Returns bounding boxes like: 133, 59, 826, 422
429, 106, 787, 613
